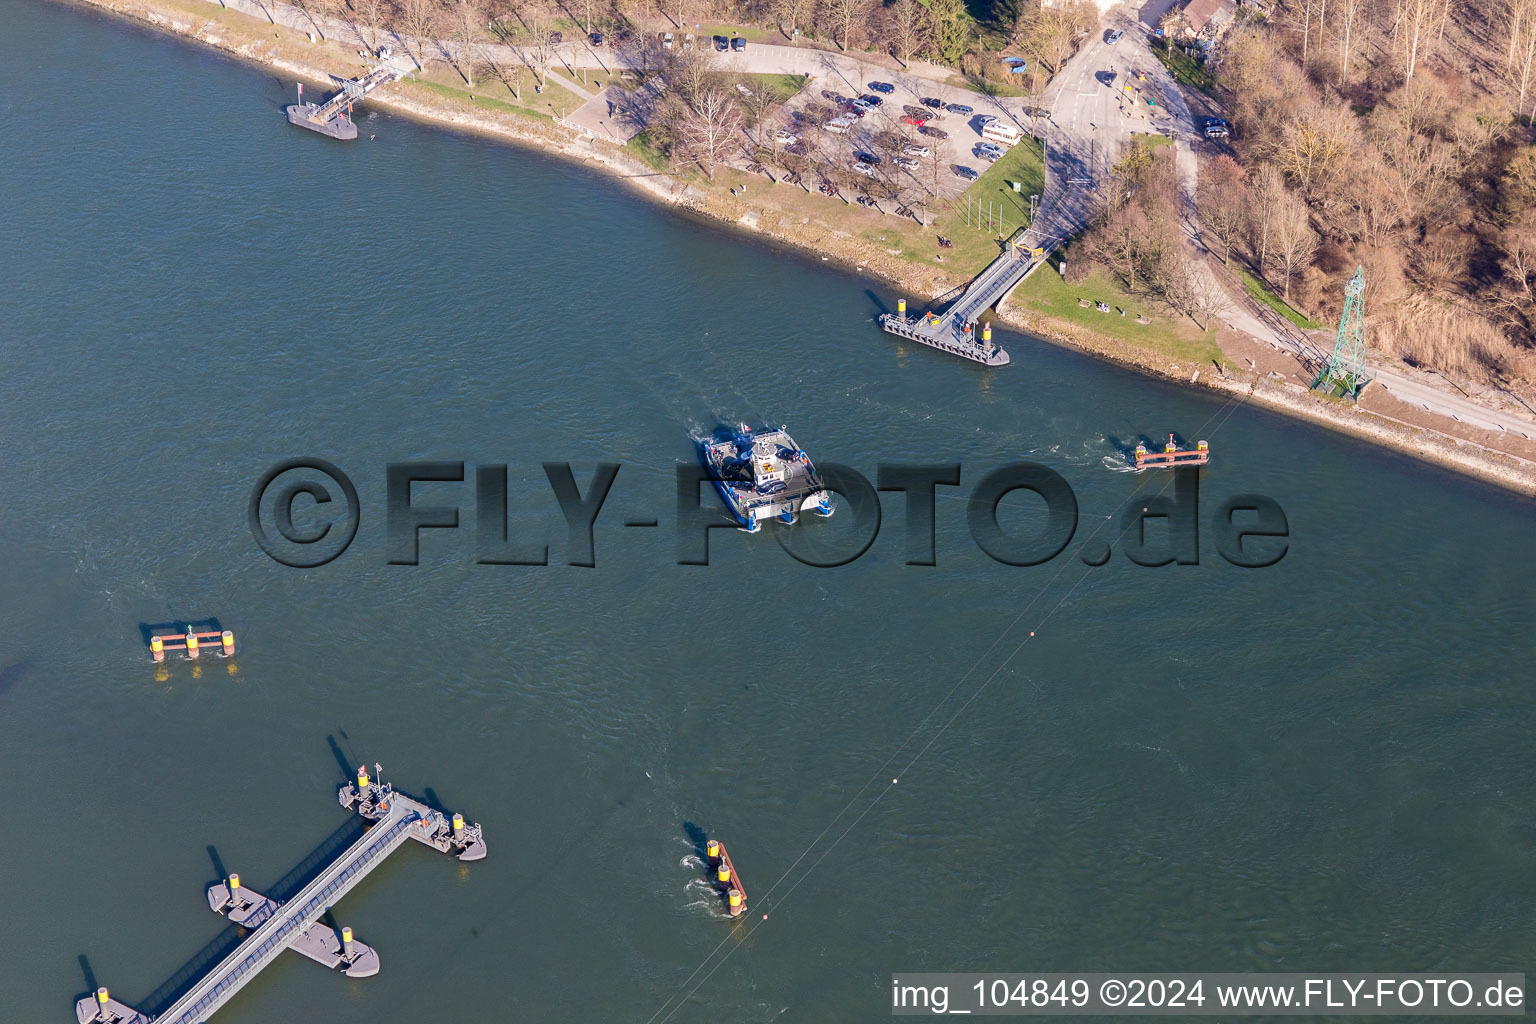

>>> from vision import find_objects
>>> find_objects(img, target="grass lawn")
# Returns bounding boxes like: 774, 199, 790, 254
744, 73, 809, 103
696, 24, 782, 43
944, 73, 1035, 98
1153, 43, 1218, 95
404, 77, 561, 121
625, 130, 675, 173
930, 135, 1047, 274
1233, 263, 1324, 329
1012, 259, 1226, 365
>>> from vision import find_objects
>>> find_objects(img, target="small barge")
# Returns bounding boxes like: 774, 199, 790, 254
705, 839, 747, 918
149, 627, 235, 662
1134, 435, 1210, 469
699, 424, 834, 533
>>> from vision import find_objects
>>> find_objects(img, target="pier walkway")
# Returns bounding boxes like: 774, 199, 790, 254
879, 222, 1057, 367
78, 768, 485, 1024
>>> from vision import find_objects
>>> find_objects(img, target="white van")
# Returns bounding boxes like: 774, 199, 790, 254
823, 116, 855, 134
980, 121, 1022, 146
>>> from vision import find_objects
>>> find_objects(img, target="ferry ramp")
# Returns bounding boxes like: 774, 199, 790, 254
878, 222, 1057, 366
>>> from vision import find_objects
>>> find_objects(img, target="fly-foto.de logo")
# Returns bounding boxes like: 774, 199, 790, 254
247, 459, 1289, 570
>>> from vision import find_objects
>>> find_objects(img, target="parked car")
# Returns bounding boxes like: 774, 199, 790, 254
683, 32, 694, 48
945, 102, 973, 115
775, 128, 799, 144
661, 31, 674, 48
868, 81, 896, 93
1106, 28, 1124, 44
851, 97, 876, 112
550, 31, 563, 43
732, 36, 747, 51
855, 151, 880, 164
843, 105, 867, 118
974, 146, 1001, 163
1201, 116, 1230, 138
918, 125, 949, 139
953, 165, 979, 181
896, 156, 920, 170
853, 162, 876, 176
901, 143, 930, 157
714, 35, 729, 50
590, 32, 604, 46
858, 94, 884, 107
823, 116, 855, 133
902, 114, 927, 127
976, 141, 1004, 158
920, 96, 943, 108
977, 114, 997, 127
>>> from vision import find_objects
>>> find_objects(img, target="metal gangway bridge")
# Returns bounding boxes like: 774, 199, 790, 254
78, 767, 485, 1024
879, 222, 1057, 367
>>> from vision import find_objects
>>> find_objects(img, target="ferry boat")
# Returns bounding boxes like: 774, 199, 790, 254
1134, 434, 1210, 469
698, 424, 834, 532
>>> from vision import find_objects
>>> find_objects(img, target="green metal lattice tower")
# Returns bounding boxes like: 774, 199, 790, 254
1314, 265, 1371, 400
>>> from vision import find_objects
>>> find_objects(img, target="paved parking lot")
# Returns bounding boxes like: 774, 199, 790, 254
769, 76, 1009, 203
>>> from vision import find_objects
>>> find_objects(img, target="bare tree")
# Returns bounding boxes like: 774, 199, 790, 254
440, 0, 486, 86
1197, 154, 1248, 265
821, 0, 876, 50
1248, 162, 1286, 271
393, 0, 439, 68
770, 0, 811, 35
1334, 0, 1368, 83
353, 0, 386, 48
1273, 100, 1356, 198
1157, 250, 1231, 331
659, 42, 717, 104
1394, 0, 1441, 80
1021, 4, 1079, 75
291, 0, 334, 40
1499, 210, 1536, 298
1266, 187, 1317, 300
1507, 0, 1536, 119
738, 76, 782, 128
527, 22, 558, 89
676, 86, 745, 177
885, 0, 931, 65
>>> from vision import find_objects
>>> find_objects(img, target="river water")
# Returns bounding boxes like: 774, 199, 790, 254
2, 2, 1533, 1021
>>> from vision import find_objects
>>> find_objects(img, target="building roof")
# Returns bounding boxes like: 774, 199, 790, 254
1182, 0, 1237, 33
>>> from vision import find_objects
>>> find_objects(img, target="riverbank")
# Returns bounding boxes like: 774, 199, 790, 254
55, 0, 1536, 497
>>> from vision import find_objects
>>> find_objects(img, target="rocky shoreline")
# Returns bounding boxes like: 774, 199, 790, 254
58, 0, 1536, 496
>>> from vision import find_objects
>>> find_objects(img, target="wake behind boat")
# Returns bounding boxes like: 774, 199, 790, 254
699, 424, 834, 533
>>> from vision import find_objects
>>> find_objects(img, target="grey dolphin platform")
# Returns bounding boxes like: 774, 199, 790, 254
75, 767, 485, 1024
